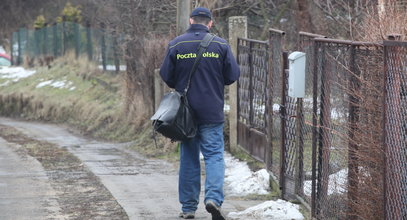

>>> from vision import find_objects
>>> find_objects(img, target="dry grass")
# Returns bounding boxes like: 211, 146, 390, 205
0, 50, 180, 158
0, 52, 138, 142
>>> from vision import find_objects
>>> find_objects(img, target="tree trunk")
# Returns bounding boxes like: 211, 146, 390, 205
296, 0, 314, 32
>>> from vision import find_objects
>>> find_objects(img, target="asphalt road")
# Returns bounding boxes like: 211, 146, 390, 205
0, 137, 63, 219
0, 118, 261, 219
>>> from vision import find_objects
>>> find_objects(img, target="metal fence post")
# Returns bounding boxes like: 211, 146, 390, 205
74, 22, 80, 58
311, 39, 319, 218
248, 41, 254, 132
318, 41, 331, 218
295, 97, 304, 196
113, 33, 120, 73
280, 52, 288, 198
347, 44, 359, 220
62, 19, 67, 55
10, 33, 14, 65
266, 42, 273, 170
382, 41, 389, 220
86, 21, 93, 60
53, 23, 58, 57
101, 23, 107, 71
17, 28, 22, 65
43, 23, 48, 56
34, 28, 40, 56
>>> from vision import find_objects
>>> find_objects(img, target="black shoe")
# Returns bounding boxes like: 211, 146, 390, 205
179, 211, 195, 219
205, 200, 226, 220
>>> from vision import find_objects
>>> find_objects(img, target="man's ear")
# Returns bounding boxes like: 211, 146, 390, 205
208, 20, 213, 29
189, 18, 194, 25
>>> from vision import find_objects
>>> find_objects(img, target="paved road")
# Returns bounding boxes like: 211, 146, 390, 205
0, 137, 63, 219
0, 118, 260, 220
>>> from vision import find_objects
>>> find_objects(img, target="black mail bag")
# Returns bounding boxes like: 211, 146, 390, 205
151, 33, 215, 142
151, 91, 196, 141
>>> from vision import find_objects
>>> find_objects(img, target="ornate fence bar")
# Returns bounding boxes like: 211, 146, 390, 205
236, 38, 269, 163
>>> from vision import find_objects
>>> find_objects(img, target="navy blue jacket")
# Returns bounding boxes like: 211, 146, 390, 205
160, 24, 240, 125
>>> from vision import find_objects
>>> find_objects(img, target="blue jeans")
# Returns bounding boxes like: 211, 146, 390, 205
179, 123, 225, 213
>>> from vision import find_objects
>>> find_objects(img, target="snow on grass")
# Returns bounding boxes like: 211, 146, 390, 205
36, 79, 75, 90
0, 66, 36, 82
36, 80, 53, 88
228, 199, 304, 220
224, 152, 269, 196
0, 81, 11, 87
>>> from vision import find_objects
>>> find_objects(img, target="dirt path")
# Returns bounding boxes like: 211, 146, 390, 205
0, 118, 261, 220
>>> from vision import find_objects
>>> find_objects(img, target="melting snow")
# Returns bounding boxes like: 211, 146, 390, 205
36, 80, 75, 90
303, 168, 348, 197
98, 65, 127, 71
223, 153, 304, 219
224, 104, 230, 112
273, 103, 280, 112
224, 153, 270, 196
0, 81, 11, 87
228, 199, 304, 220
0, 67, 36, 82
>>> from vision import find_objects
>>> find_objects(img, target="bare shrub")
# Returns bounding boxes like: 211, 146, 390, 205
349, 47, 385, 219
357, 2, 407, 41
312, 0, 378, 39
341, 3, 407, 219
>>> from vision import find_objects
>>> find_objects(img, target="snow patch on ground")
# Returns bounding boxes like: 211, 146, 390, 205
228, 199, 304, 220
36, 80, 75, 90
224, 104, 230, 112
273, 103, 280, 112
223, 153, 304, 220
0, 67, 36, 82
224, 153, 269, 196
0, 81, 11, 87
304, 168, 348, 196
98, 65, 127, 71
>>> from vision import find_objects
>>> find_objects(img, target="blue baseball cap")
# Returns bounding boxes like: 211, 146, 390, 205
190, 7, 212, 19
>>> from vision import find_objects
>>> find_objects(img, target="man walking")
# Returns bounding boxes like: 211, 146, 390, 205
159, 7, 240, 220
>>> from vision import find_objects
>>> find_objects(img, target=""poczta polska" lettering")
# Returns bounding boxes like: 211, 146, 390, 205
177, 52, 219, 60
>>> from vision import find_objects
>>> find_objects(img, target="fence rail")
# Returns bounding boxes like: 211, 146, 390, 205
237, 29, 407, 219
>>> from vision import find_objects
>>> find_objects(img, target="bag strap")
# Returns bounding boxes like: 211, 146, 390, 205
184, 33, 216, 95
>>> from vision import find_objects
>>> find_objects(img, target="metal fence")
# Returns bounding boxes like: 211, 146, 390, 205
237, 28, 407, 219
268, 29, 285, 185
383, 40, 407, 220
10, 22, 124, 72
236, 38, 269, 162
313, 38, 385, 219
297, 32, 326, 210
